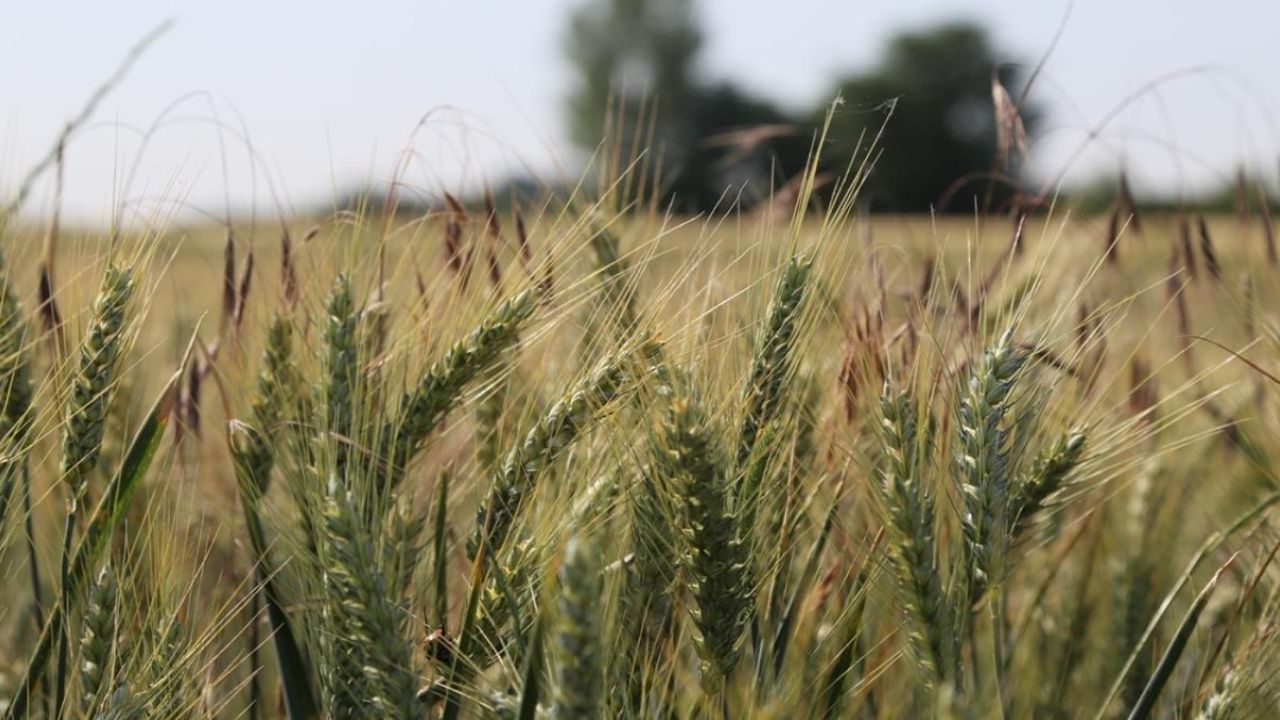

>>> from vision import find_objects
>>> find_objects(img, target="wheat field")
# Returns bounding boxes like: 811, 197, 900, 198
1, 143, 1279, 720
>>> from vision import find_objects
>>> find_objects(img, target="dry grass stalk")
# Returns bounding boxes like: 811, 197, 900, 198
483, 190, 503, 288
1128, 355, 1158, 426
281, 227, 300, 308
1257, 181, 1278, 266
1197, 215, 1223, 281
1117, 172, 1142, 235
220, 230, 237, 338
1178, 216, 1198, 281
1105, 206, 1121, 265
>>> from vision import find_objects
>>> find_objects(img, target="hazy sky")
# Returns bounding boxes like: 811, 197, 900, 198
3, 1, 1278, 223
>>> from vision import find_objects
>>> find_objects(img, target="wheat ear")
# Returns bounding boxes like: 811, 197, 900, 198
470, 349, 628, 559
877, 389, 954, 684
0, 245, 37, 623
0, 246, 33, 444
1011, 429, 1086, 542
323, 274, 360, 477
78, 565, 118, 717
60, 263, 134, 493
319, 484, 421, 719
738, 254, 812, 468
385, 288, 536, 479
956, 329, 1024, 603
549, 534, 602, 720
662, 384, 753, 689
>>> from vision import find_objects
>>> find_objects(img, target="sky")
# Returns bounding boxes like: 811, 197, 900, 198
3, 0, 1278, 224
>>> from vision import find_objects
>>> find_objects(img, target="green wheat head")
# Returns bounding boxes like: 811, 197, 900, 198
60, 263, 134, 495
955, 329, 1024, 603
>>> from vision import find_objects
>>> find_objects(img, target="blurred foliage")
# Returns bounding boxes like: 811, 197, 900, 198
564, 0, 811, 213
821, 22, 1039, 212
564, 2, 1036, 213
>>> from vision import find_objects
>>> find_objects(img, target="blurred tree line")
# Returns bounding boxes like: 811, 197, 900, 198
565, 0, 1038, 213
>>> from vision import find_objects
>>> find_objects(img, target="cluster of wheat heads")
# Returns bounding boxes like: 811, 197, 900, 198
3, 162, 1280, 719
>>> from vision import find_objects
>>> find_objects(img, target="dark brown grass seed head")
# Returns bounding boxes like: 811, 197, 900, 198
1198, 215, 1222, 281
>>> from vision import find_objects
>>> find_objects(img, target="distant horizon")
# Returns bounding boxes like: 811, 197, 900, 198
4, 0, 1279, 224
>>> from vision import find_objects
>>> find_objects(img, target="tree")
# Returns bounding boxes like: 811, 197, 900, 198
564, 0, 808, 212
823, 21, 1038, 212
565, 0, 700, 200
